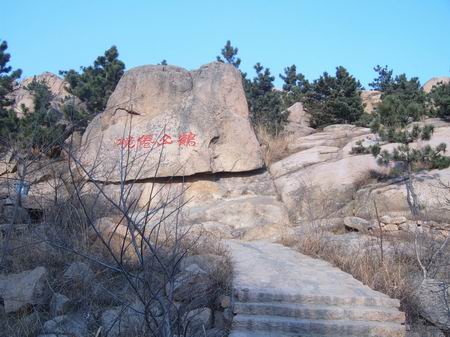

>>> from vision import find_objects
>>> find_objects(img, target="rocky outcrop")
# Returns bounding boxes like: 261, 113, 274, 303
287, 124, 371, 153
11, 72, 76, 118
274, 154, 388, 220
361, 90, 382, 114
270, 120, 450, 222
348, 167, 450, 222
423, 77, 450, 93
284, 102, 314, 137
182, 171, 290, 241
80, 62, 263, 181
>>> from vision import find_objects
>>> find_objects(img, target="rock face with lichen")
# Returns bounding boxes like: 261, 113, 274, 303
80, 62, 263, 182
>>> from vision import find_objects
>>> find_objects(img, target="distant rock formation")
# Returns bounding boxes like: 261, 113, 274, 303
360, 90, 382, 114
423, 76, 450, 93
11, 72, 74, 118
80, 62, 263, 181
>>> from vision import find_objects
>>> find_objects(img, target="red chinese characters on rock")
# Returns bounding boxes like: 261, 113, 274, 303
177, 132, 196, 147
115, 132, 197, 149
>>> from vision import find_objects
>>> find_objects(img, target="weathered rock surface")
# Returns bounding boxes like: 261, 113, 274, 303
423, 76, 450, 93
274, 154, 388, 220
284, 102, 314, 137
361, 90, 382, 114
412, 279, 450, 332
80, 62, 263, 181
348, 167, 450, 222
287, 124, 371, 153
182, 171, 290, 241
344, 216, 371, 232
226, 240, 405, 337
270, 145, 340, 179
0, 266, 49, 313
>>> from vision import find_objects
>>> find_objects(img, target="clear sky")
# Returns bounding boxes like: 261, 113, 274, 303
2, 0, 450, 88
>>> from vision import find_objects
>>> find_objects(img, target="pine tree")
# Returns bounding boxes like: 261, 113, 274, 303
368, 66, 427, 136
429, 81, 450, 120
60, 46, 125, 116
369, 65, 394, 92
216, 40, 241, 68
18, 79, 66, 156
279, 64, 310, 108
373, 124, 450, 222
247, 63, 285, 134
305, 66, 364, 127
0, 40, 22, 143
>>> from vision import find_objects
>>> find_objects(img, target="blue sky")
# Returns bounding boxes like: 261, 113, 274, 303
2, 0, 450, 88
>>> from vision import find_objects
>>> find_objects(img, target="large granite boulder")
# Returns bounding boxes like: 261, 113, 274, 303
80, 62, 263, 181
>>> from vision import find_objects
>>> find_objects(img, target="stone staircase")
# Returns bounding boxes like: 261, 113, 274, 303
226, 240, 406, 337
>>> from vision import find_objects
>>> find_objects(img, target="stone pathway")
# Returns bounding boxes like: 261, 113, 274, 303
226, 240, 405, 337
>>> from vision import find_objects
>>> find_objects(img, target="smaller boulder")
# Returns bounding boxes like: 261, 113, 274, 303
187, 307, 212, 332
383, 224, 400, 232
179, 254, 227, 274
89, 217, 130, 241
0, 266, 49, 313
344, 216, 371, 232
167, 266, 213, 308
380, 215, 407, 225
49, 293, 71, 316
63, 262, 94, 285
412, 279, 450, 332
101, 302, 144, 337
43, 314, 88, 337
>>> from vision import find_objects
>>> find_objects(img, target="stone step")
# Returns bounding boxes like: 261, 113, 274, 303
232, 315, 405, 337
234, 301, 405, 323
234, 288, 400, 308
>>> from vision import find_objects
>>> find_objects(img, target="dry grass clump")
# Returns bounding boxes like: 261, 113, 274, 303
283, 229, 428, 320
282, 226, 449, 326
255, 125, 291, 166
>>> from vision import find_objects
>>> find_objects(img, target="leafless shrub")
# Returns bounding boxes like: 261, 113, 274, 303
0, 115, 232, 337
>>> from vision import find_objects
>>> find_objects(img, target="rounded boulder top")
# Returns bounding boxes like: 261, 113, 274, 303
422, 76, 450, 93
79, 62, 263, 182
